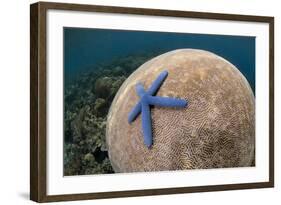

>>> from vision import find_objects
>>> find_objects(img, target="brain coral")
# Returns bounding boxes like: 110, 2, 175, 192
106, 49, 255, 173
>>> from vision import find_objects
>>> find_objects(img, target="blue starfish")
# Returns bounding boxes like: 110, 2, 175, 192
128, 70, 188, 148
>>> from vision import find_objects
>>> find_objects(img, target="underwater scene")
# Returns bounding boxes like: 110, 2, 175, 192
63, 27, 255, 176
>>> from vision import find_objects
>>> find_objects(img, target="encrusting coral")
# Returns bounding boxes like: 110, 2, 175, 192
64, 53, 158, 175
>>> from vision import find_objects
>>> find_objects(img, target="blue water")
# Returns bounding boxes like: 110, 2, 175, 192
64, 27, 255, 93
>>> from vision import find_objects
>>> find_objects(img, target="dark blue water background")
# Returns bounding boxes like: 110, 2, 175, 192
64, 27, 255, 93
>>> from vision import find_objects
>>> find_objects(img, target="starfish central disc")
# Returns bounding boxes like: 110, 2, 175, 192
128, 70, 188, 148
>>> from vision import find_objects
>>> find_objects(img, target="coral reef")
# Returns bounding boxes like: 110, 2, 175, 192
64, 53, 158, 175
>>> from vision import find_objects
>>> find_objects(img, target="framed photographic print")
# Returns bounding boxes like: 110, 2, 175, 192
30, 1, 274, 202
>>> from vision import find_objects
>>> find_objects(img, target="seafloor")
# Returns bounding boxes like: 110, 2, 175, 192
63, 53, 159, 176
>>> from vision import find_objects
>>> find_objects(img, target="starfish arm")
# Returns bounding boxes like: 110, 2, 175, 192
141, 102, 153, 148
147, 70, 168, 95
135, 83, 146, 97
128, 102, 142, 123
147, 96, 187, 108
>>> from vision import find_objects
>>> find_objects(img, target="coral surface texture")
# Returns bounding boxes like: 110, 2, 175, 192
106, 49, 255, 173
